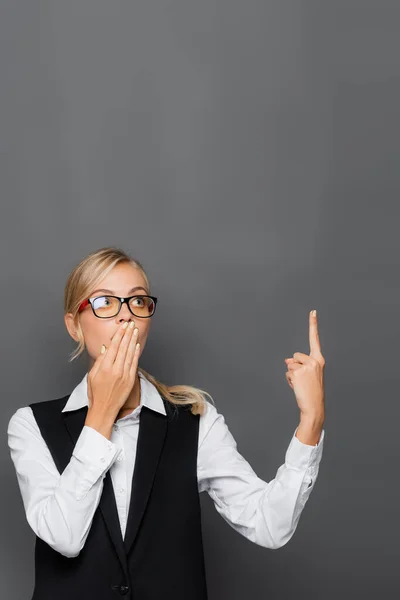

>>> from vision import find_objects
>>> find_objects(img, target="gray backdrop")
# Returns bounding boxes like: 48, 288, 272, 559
1, 1, 398, 599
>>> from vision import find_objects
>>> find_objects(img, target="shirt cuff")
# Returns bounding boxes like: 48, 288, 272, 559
72, 425, 121, 481
285, 428, 325, 471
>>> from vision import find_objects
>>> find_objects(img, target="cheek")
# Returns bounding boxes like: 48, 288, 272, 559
138, 324, 149, 338
137, 323, 151, 342
81, 321, 110, 351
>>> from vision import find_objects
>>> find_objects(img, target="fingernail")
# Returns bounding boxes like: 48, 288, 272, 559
122, 322, 129, 329
101, 344, 106, 354
311, 309, 317, 316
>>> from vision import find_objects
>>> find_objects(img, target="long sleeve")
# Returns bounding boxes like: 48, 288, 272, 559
197, 402, 325, 549
7, 406, 122, 558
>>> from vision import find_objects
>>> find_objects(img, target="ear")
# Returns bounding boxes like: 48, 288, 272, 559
64, 313, 79, 342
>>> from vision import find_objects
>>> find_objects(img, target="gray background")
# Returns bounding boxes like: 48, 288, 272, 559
0, 1, 398, 598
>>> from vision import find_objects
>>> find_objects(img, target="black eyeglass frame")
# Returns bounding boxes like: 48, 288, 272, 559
78, 295, 158, 319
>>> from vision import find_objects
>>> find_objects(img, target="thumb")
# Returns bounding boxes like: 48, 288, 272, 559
87, 345, 107, 407
89, 344, 107, 380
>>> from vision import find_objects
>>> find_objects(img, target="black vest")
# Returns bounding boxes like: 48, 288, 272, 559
29, 394, 208, 600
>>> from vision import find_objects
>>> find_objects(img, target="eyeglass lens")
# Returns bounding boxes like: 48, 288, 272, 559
92, 296, 155, 318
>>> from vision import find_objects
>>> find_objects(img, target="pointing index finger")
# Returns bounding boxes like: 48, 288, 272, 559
309, 309, 322, 357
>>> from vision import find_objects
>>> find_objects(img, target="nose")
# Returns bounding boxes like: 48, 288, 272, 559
117, 301, 135, 323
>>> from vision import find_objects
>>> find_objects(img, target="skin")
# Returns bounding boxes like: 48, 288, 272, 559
285, 310, 326, 446
65, 264, 325, 446
64, 262, 152, 420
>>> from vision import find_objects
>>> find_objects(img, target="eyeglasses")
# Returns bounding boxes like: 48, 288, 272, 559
78, 294, 158, 319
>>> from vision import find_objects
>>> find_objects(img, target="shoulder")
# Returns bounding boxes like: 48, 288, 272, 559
7, 397, 68, 434
198, 399, 230, 447
29, 396, 69, 414
7, 405, 35, 432
7, 406, 40, 454
200, 398, 220, 423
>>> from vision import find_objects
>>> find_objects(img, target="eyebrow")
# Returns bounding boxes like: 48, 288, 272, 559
91, 286, 148, 296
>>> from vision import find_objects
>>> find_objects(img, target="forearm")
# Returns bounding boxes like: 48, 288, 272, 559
8, 412, 121, 558
27, 451, 108, 557
200, 420, 325, 550
244, 429, 324, 549
198, 404, 325, 551
295, 413, 324, 446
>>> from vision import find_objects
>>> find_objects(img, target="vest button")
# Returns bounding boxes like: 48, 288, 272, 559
111, 584, 129, 595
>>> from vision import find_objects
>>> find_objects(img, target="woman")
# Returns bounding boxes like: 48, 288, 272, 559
7, 246, 326, 600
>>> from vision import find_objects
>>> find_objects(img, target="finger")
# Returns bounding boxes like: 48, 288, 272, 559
309, 309, 322, 358
129, 338, 141, 381
87, 376, 96, 408
114, 321, 136, 372
89, 344, 107, 380
285, 372, 294, 389
292, 352, 310, 364
287, 362, 302, 371
124, 325, 139, 375
102, 321, 132, 367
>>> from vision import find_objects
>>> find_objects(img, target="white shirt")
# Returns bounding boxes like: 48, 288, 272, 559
7, 370, 325, 558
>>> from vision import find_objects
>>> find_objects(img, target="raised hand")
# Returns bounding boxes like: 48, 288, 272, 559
284, 310, 325, 423
86, 320, 141, 426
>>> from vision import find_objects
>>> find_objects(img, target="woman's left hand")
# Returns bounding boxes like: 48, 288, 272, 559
284, 310, 325, 422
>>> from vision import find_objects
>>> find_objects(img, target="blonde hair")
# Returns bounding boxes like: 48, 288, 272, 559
63, 246, 213, 416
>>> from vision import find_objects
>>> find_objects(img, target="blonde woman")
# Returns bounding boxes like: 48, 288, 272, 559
7, 246, 326, 600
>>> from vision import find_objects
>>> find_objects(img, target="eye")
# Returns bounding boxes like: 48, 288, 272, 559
131, 296, 145, 306
92, 296, 111, 309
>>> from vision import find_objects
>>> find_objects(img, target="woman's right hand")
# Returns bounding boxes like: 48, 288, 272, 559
87, 320, 140, 420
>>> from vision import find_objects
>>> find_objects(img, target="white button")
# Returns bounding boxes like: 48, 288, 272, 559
100, 457, 105, 463
119, 488, 124, 493
117, 455, 123, 462
76, 495, 81, 500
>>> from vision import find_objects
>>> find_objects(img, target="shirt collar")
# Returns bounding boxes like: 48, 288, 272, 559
61, 370, 166, 416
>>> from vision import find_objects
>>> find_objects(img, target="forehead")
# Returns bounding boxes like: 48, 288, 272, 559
93, 263, 148, 295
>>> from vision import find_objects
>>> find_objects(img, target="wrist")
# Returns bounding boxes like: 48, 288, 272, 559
296, 413, 324, 446
300, 407, 324, 427
85, 407, 117, 440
